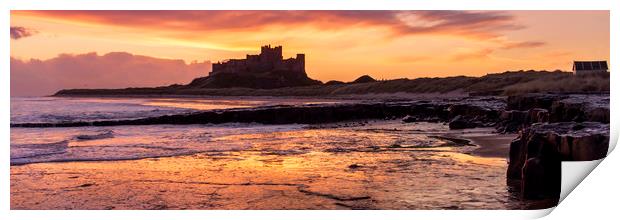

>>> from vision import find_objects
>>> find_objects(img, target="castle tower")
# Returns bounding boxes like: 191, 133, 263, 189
296, 54, 305, 73
260, 45, 283, 62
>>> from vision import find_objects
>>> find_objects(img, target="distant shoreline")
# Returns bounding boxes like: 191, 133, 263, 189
49, 92, 470, 101
52, 70, 610, 98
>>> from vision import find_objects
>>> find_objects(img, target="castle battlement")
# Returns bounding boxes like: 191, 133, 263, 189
211, 45, 305, 75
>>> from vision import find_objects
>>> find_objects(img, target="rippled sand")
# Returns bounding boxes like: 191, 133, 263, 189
11, 121, 548, 210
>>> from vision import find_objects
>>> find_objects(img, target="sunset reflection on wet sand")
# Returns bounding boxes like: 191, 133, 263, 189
11, 121, 538, 210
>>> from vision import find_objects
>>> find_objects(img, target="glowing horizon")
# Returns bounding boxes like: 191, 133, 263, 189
10, 10, 610, 95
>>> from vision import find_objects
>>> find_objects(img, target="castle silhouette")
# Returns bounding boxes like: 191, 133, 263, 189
187, 45, 320, 89
210, 45, 305, 75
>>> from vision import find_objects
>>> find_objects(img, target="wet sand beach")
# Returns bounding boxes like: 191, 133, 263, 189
444, 128, 517, 158
11, 121, 538, 210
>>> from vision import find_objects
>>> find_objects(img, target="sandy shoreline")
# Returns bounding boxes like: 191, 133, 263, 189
443, 127, 517, 158
468, 134, 517, 158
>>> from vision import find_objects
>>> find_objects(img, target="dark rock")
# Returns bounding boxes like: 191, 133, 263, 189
78, 183, 95, 188
549, 95, 609, 123
497, 108, 549, 133
506, 94, 566, 111
504, 94, 609, 200
507, 122, 609, 199
507, 137, 525, 179
499, 93, 608, 133
10, 97, 504, 128
444, 97, 505, 130
506, 93, 609, 123
448, 115, 478, 129
498, 110, 528, 133
447, 102, 502, 120
442, 205, 460, 210
499, 110, 526, 121
521, 157, 560, 199
348, 164, 362, 169
528, 108, 549, 123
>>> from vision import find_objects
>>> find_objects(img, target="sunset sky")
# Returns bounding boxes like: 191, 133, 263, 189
10, 10, 609, 96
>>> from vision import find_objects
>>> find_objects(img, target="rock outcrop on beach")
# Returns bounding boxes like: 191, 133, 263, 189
507, 122, 609, 199
446, 98, 504, 129
500, 93, 610, 200
498, 94, 609, 132
11, 97, 507, 128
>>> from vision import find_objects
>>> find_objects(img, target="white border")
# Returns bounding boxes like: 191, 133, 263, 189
2, 1, 617, 220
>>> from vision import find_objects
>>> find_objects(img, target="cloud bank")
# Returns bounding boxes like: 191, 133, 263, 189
11, 52, 211, 96
10, 26, 36, 39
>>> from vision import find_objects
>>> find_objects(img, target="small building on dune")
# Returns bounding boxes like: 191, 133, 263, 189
572, 61, 609, 75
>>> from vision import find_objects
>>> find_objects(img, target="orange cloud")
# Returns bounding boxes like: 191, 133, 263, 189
10, 52, 211, 96
13, 10, 525, 41
500, 41, 546, 50
393, 11, 523, 39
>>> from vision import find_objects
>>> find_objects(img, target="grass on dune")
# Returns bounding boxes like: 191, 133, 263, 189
55, 70, 610, 97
